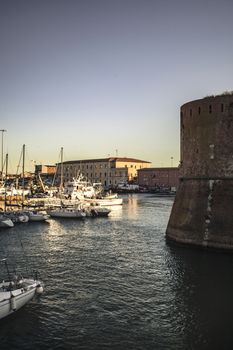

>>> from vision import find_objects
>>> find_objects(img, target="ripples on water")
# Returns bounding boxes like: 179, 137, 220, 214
1, 194, 233, 349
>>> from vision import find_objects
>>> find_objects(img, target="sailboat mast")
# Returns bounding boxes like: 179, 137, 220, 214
4, 153, 8, 212
60, 147, 64, 193
22, 144, 25, 205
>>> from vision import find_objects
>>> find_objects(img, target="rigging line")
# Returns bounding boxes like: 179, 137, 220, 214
15, 230, 30, 277
0, 229, 15, 280
7, 155, 14, 176
52, 148, 63, 187
16, 147, 23, 176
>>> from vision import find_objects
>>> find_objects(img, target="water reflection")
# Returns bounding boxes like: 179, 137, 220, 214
1, 194, 233, 349
166, 244, 233, 349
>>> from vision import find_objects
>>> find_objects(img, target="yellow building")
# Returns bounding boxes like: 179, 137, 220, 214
59, 157, 151, 188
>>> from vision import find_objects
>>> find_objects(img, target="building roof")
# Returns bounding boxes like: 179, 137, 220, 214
62, 157, 151, 165
138, 167, 179, 171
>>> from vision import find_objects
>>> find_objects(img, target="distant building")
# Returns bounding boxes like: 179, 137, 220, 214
137, 167, 179, 189
34, 164, 57, 187
57, 157, 151, 188
35, 165, 56, 175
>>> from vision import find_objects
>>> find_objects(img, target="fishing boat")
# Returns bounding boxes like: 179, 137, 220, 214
0, 259, 43, 320
64, 175, 123, 206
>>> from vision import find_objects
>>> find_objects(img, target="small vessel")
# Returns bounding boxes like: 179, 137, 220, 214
64, 174, 100, 200
23, 210, 50, 222
82, 197, 123, 206
0, 214, 14, 228
84, 204, 111, 217
4, 211, 29, 224
0, 259, 44, 320
64, 175, 123, 206
47, 206, 86, 219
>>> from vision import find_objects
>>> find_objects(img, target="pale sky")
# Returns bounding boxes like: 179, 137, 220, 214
1, 0, 233, 172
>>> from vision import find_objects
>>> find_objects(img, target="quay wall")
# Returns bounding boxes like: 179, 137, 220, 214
166, 94, 233, 251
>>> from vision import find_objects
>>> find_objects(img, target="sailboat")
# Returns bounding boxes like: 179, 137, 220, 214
47, 147, 86, 219
16, 145, 50, 222
0, 153, 14, 228
0, 258, 44, 320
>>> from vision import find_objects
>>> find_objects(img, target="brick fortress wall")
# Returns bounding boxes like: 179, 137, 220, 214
166, 94, 233, 251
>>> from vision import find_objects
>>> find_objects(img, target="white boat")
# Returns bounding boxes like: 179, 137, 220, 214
64, 174, 100, 200
85, 205, 111, 217
0, 215, 14, 228
0, 277, 43, 320
4, 211, 29, 224
81, 197, 123, 206
64, 175, 123, 206
24, 210, 50, 222
7, 187, 31, 197
47, 206, 86, 219
0, 259, 44, 320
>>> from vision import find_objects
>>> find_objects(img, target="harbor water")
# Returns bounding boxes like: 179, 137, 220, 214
1, 194, 233, 349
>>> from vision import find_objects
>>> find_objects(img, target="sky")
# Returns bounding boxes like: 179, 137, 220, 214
0, 0, 233, 173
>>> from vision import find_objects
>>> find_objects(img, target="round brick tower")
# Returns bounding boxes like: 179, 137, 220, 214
166, 94, 233, 251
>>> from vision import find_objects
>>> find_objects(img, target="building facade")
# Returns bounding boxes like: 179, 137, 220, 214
58, 157, 151, 188
35, 164, 56, 175
137, 167, 179, 189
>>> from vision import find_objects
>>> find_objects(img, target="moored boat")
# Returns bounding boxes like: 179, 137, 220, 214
23, 210, 50, 222
0, 215, 14, 228
0, 276, 43, 320
81, 197, 123, 206
4, 211, 29, 224
0, 259, 44, 320
84, 205, 111, 217
47, 206, 86, 219
64, 175, 123, 206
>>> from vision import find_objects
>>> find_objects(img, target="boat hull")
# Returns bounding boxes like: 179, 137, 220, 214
0, 279, 42, 320
48, 210, 86, 218
0, 218, 14, 228
82, 198, 123, 206
28, 215, 49, 222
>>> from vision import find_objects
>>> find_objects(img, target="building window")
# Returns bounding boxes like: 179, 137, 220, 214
221, 104, 224, 112
198, 107, 201, 115
209, 105, 212, 114
209, 144, 215, 159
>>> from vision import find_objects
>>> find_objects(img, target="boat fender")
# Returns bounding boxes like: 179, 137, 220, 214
36, 284, 44, 294
10, 295, 17, 311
